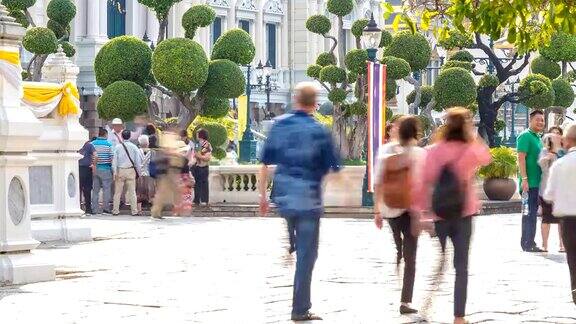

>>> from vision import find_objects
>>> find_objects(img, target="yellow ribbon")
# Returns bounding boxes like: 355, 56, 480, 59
23, 81, 80, 116
0, 50, 20, 66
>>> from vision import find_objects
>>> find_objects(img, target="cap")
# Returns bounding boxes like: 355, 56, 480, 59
112, 118, 123, 125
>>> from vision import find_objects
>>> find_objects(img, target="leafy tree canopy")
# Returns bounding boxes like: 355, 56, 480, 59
137, 0, 182, 19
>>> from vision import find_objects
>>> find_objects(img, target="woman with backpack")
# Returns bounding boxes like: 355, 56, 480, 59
416, 107, 490, 324
374, 116, 427, 315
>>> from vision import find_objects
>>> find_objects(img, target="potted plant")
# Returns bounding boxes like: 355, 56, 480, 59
493, 119, 506, 146
479, 147, 518, 201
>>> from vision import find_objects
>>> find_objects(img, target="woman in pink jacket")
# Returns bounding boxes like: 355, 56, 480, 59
416, 107, 491, 324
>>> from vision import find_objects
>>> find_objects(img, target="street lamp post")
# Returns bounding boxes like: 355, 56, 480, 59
505, 78, 520, 147
262, 61, 278, 119
239, 61, 264, 163
361, 14, 382, 207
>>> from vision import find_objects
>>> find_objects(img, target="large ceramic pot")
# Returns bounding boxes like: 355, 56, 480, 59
483, 178, 517, 201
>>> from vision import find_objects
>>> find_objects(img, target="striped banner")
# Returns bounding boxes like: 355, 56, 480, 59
367, 61, 387, 193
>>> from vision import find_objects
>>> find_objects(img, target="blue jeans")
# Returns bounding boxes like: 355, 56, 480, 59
290, 216, 320, 316
521, 188, 539, 250
92, 168, 113, 213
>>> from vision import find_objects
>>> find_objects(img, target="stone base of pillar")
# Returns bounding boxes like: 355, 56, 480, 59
0, 252, 55, 285
31, 218, 92, 243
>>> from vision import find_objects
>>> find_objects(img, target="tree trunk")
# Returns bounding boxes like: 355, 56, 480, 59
157, 18, 168, 45
349, 117, 366, 159
176, 94, 202, 130
337, 17, 346, 69
32, 54, 48, 82
333, 103, 351, 158
477, 86, 498, 147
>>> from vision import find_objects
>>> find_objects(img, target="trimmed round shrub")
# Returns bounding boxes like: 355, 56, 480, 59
540, 32, 576, 62
59, 40, 75, 57
8, 10, 29, 28
552, 78, 574, 108
182, 4, 216, 30
351, 19, 369, 38
211, 28, 255, 65
406, 85, 433, 108
379, 30, 393, 48
468, 102, 478, 116
417, 115, 432, 133
23, 27, 58, 54
202, 59, 245, 98
328, 88, 347, 103
97, 81, 148, 121
441, 60, 473, 71
2, 0, 35, 11
478, 74, 499, 89
326, 0, 354, 17
46, 0, 76, 26
96, 35, 152, 89
47, 19, 68, 39
185, 27, 197, 40
316, 52, 337, 67
201, 97, 230, 119
306, 15, 331, 35
347, 71, 358, 83
433, 67, 477, 109
320, 65, 347, 83
345, 49, 368, 75
519, 74, 555, 109
193, 121, 228, 147
386, 107, 393, 120
212, 147, 226, 160
152, 38, 208, 93
348, 101, 367, 116
381, 56, 410, 80
438, 29, 473, 50
449, 50, 474, 62
386, 79, 397, 100
494, 119, 506, 133
383, 31, 431, 71
307, 64, 322, 79
531, 55, 561, 80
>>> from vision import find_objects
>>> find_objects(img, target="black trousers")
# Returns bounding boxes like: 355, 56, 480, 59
79, 166, 93, 213
193, 166, 209, 204
388, 212, 418, 303
435, 216, 472, 318
561, 218, 576, 300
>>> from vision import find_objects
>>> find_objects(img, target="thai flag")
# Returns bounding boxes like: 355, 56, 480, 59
367, 61, 387, 193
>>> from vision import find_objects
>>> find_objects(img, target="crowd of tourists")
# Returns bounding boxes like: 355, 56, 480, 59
78, 118, 213, 219
260, 81, 576, 323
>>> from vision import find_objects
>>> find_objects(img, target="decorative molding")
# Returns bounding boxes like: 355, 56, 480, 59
237, 0, 257, 11
207, 0, 230, 8
264, 0, 283, 14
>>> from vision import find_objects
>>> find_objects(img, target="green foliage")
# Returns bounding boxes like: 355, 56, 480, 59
7, 10, 29, 28
326, 0, 353, 17
342, 158, 366, 166
2, 0, 35, 11
46, 0, 76, 26
386, 107, 393, 120
211, 28, 256, 65
202, 59, 246, 98
182, 5, 215, 31
212, 147, 226, 160
95, 36, 153, 89
351, 19, 369, 38
316, 52, 337, 67
137, 0, 180, 19
345, 49, 368, 75
59, 40, 75, 57
97, 81, 148, 121
449, 50, 474, 62
184, 27, 196, 39
200, 97, 229, 119
478, 74, 500, 89
328, 88, 347, 103
347, 71, 358, 84
437, 30, 473, 50
306, 15, 332, 35
531, 55, 561, 79
379, 30, 393, 48
494, 119, 506, 133
381, 56, 410, 80
386, 79, 397, 100
479, 147, 518, 179
519, 74, 555, 109
348, 101, 367, 116
383, 31, 431, 71
406, 85, 433, 109
417, 114, 432, 133
433, 67, 477, 110
567, 70, 576, 82
306, 64, 322, 79
47, 19, 68, 39
441, 60, 473, 71
319, 65, 347, 83
193, 121, 228, 147
22, 27, 57, 54
540, 32, 576, 63
552, 78, 574, 108
152, 38, 208, 93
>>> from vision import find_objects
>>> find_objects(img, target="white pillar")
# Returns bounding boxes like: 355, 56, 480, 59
147, 8, 159, 44
255, 4, 264, 64
99, 0, 108, 40
86, 0, 99, 37
72, 0, 86, 40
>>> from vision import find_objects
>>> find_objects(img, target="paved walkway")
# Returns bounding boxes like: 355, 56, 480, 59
0, 215, 574, 323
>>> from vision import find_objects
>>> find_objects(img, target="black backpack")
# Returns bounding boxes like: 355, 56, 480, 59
432, 160, 466, 220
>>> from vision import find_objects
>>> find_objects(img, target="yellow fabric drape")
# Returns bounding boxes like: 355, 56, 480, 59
237, 95, 247, 140
23, 81, 80, 116
0, 50, 20, 66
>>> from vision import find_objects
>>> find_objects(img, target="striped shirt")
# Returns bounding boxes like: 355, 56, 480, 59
92, 137, 113, 170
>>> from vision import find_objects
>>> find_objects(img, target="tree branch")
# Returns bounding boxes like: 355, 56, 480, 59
503, 52, 519, 73
472, 69, 485, 76
26, 54, 38, 80
147, 84, 173, 97
323, 34, 338, 55
509, 53, 531, 76
24, 9, 36, 27
473, 33, 504, 76
314, 78, 331, 92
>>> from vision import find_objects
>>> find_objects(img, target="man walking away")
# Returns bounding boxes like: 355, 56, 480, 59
517, 110, 545, 252
78, 139, 96, 214
112, 130, 143, 216
259, 82, 341, 321
91, 128, 114, 214
544, 124, 576, 305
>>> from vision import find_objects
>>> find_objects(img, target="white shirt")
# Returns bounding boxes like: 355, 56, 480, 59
543, 148, 576, 217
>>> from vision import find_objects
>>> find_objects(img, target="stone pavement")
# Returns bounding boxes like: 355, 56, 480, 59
0, 214, 574, 324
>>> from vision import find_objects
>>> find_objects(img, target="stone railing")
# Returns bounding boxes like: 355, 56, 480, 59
209, 165, 366, 207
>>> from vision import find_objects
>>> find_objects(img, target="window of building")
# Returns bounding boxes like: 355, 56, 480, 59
266, 23, 277, 68
239, 19, 250, 34
107, 0, 126, 38
211, 17, 222, 45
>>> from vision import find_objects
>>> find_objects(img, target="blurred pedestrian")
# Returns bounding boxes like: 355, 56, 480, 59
416, 107, 491, 324
91, 128, 114, 214
173, 133, 194, 216
543, 124, 576, 305
192, 129, 212, 206
112, 130, 143, 216
374, 115, 426, 315
259, 82, 341, 322
517, 110, 546, 252
137, 135, 155, 211
78, 139, 96, 214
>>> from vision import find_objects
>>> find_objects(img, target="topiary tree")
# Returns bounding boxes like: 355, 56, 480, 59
540, 32, 576, 75
97, 81, 149, 121
531, 55, 561, 80
518, 74, 555, 109
433, 67, 477, 109
182, 4, 215, 40
551, 78, 575, 108
137, 0, 182, 45
193, 120, 228, 148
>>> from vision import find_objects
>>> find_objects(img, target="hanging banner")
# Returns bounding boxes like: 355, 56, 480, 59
367, 61, 387, 193
237, 95, 248, 141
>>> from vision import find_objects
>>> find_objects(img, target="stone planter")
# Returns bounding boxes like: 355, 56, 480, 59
483, 178, 517, 201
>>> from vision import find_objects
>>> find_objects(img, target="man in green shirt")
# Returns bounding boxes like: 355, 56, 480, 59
517, 110, 545, 252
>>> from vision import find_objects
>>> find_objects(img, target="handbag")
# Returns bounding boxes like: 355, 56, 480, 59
116, 133, 140, 179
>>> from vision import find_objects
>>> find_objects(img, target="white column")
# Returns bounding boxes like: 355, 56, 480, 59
72, 0, 86, 40
86, 0, 99, 37
99, 0, 108, 40
281, 0, 288, 68
229, 0, 237, 30
147, 9, 159, 44
255, 5, 264, 63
